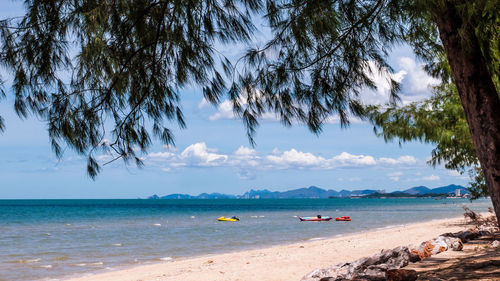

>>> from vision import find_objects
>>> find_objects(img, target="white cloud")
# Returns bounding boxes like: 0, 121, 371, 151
422, 174, 440, 181
332, 152, 376, 167
234, 146, 257, 156
145, 143, 421, 173
266, 149, 326, 168
379, 156, 417, 165
208, 100, 236, 120
397, 57, 440, 101
358, 57, 441, 106
179, 142, 228, 167
358, 60, 407, 105
388, 171, 403, 182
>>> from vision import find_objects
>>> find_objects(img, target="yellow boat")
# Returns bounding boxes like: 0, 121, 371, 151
217, 216, 239, 222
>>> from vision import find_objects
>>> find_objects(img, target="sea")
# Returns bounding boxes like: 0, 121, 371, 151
0, 198, 492, 281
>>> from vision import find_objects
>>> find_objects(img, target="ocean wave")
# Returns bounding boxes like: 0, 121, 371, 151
152, 223, 162, 226
158, 257, 173, 261
37, 265, 52, 268
375, 224, 406, 231
11, 258, 41, 263
308, 237, 325, 241
111, 243, 123, 247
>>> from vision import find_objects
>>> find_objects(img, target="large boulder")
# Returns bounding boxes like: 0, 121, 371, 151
301, 247, 412, 281
386, 269, 418, 281
409, 235, 463, 260
442, 228, 481, 242
450, 238, 463, 251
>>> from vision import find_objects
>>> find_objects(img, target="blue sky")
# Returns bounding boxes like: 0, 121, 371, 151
0, 2, 469, 199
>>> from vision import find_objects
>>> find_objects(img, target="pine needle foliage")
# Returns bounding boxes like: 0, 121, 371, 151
231, 0, 411, 139
0, 0, 260, 178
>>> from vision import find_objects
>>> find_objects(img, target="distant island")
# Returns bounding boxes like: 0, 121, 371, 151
147, 184, 470, 199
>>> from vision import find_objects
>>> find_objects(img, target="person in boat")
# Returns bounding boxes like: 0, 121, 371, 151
317, 215, 322, 219
231, 216, 240, 221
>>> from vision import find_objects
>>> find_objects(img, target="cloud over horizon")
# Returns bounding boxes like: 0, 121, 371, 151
144, 142, 419, 174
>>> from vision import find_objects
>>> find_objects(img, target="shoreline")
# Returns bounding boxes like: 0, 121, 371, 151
63, 215, 474, 281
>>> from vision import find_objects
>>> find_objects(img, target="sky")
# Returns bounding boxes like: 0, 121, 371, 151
0, 2, 469, 199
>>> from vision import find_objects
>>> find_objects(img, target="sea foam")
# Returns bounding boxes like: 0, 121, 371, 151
14, 258, 41, 263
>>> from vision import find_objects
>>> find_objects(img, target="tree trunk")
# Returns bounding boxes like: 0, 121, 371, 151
434, 2, 500, 225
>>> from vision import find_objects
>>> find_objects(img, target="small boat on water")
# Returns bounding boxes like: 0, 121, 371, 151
217, 216, 239, 222
299, 215, 332, 221
335, 216, 351, 221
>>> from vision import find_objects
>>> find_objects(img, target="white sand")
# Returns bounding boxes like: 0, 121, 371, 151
65, 217, 469, 281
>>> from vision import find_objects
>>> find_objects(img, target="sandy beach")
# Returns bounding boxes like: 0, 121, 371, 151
65, 216, 472, 281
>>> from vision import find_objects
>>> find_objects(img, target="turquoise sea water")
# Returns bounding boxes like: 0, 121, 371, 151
0, 198, 492, 281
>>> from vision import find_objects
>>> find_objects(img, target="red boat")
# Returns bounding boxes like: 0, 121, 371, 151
299, 216, 332, 221
335, 216, 351, 221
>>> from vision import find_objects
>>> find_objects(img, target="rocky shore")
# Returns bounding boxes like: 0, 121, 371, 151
302, 213, 499, 281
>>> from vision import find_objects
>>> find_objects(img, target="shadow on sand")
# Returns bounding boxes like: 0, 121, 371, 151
407, 233, 500, 280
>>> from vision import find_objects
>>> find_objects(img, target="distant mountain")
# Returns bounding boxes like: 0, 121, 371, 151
152, 193, 236, 199
277, 186, 338, 198
402, 186, 431, 195
158, 193, 194, 199
349, 189, 382, 196
147, 184, 467, 199
149, 185, 382, 199
196, 193, 236, 199
238, 189, 280, 199
429, 184, 467, 195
